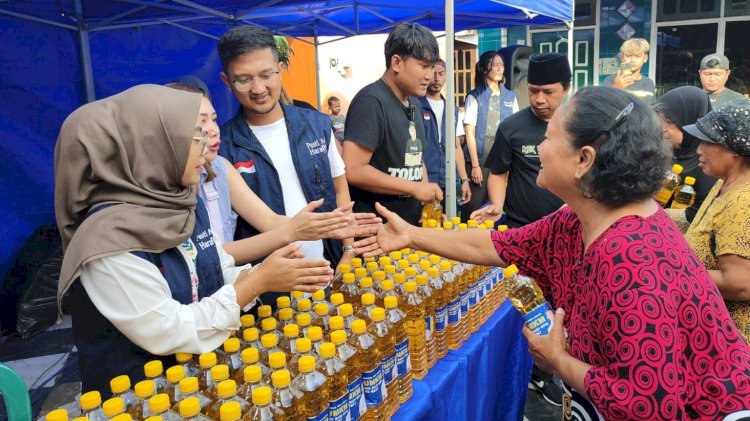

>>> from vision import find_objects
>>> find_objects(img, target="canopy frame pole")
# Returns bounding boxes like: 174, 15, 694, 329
445, 0, 457, 218
314, 30, 322, 110
0, 8, 76, 30
566, 19, 574, 88
74, 0, 95, 102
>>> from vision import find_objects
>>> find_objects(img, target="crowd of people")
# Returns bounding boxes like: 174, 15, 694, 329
54, 21, 750, 420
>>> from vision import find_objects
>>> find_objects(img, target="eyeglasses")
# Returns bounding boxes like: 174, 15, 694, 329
491, 62, 505, 69
192, 131, 209, 154
590, 102, 634, 145
231, 71, 280, 92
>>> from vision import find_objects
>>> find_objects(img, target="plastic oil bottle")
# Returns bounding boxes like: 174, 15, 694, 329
241, 314, 256, 330
102, 397, 126, 420
415, 274, 436, 369
670, 176, 697, 209
427, 266, 448, 360
292, 355, 330, 421
296, 299, 314, 322
442, 260, 462, 350
368, 307, 399, 418
144, 360, 169, 394
328, 316, 345, 335
207, 364, 231, 400
275, 296, 292, 318
110, 375, 138, 412
206, 380, 250, 420
306, 326, 326, 355
421, 200, 443, 227
372, 270, 386, 295
260, 318, 282, 343
270, 370, 303, 420
331, 329, 366, 421
257, 305, 273, 321
655, 163, 684, 206
277, 308, 295, 328
338, 304, 357, 331
196, 352, 217, 392
332, 263, 351, 292
377, 280, 397, 309
130, 380, 156, 420
164, 365, 185, 403
177, 397, 212, 421
402, 281, 428, 380
359, 277, 378, 301
330, 293, 345, 315
393, 272, 406, 295
218, 401, 242, 421
289, 338, 319, 379
455, 260, 471, 343
148, 393, 181, 421
242, 328, 261, 351
503, 264, 554, 335
356, 293, 377, 324
383, 296, 412, 404
290, 291, 305, 311
317, 342, 349, 421
237, 365, 270, 404
295, 313, 312, 336
176, 353, 200, 378
263, 352, 290, 387
259, 334, 284, 369
279, 323, 300, 358
364, 261, 379, 277
174, 377, 213, 413
221, 338, 244, 377
312, 302, 331, 331
349, 319, 386, 421
339, 273, 359, 309
234, 348, 268, 385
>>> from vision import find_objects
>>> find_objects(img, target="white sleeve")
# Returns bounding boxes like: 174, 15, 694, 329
327, 130, 346, 178
456, 119, 465, 137
463, 95, 479, 126
80, 251, 252, 356
512, 97, 520, 113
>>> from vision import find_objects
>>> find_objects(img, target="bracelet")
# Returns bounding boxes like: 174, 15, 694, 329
245, 264, 260, 297
342, 245, 356, 254
461, 178, 469, 183
472, 165, 480, 169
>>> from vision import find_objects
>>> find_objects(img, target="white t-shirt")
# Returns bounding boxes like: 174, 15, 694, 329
462, 92, 520, 126
249, 118, 345, 260
427, 97, 445, 144
201, 178, 225, 245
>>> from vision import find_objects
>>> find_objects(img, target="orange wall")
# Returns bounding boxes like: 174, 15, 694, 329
281, 37, 319, 109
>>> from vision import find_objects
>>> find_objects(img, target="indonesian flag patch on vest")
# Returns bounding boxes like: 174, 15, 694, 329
423, 112, 431, 120
234, 160, 256, 174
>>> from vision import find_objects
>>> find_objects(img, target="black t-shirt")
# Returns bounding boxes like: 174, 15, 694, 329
344, 79, 425, 224
484, 107, 564, 228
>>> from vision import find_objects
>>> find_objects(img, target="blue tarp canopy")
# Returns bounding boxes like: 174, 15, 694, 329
0, 0, 572, 283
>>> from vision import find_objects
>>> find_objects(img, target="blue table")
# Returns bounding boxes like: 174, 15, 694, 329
393, 300, 533, 421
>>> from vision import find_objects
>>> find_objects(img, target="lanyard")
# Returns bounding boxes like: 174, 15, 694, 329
178, 239, 200, 302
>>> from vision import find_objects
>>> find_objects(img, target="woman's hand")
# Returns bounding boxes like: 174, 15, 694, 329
286, 200, 380, 242
470, 204, 502, 223
327, 202, 381, 240
248, 243, 333, 293
461, 180, 472, 204
523, 308, 569, 376
353, 202, 413, 257
471, 166, 483, 186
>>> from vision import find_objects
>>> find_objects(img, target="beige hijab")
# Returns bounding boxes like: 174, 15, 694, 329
54, 84, 202, 311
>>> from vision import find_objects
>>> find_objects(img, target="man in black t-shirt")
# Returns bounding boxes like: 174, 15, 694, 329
343, 24, 443, 225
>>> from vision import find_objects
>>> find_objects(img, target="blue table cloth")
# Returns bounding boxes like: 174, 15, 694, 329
393, 300, 533, 421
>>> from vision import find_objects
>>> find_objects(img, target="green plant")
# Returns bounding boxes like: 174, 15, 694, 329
274, 35, 295, 69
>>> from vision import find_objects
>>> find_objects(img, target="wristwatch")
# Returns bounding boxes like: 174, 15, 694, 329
342, 245, 356, 254
461, 178, 469, 183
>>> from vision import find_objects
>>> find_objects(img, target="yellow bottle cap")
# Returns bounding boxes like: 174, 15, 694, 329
451, 216, 461, 225
144, 360, 163, 378
257, 305, 272, 319
354, 267, 367, 279
498, 225, 508, 232
384, 264, 396, 274
312, 289, 326, 301
418, 260, 430, 270
217, 380, 237, 399
378, 256, 391, 266
427, 267, 439, 278
673, 163, 684, 173
317, 343, 335, 359
685, 176, 696, 185
503, 264, 519, 277
405, 267, 416, 277
405, 281, 417, 293
360, 277, 373, 288
314, 302, 329, 316
428, 254, 441, 264
165, 365, 185, 383
278, 308, 293, 321
261, 317, 277, 332
330, 293, 344, 306
337, 263, 351, 273
381, 279, 394, 291
467, 219, 477, 228
243, 327, 259, 342
102, 397, 124, 417
397, 259, 409, 269
284, 323, 299, 338
179, 397, 201, 418
361, 293, 375, 306
243, 365, 262, 383
297, 299, 312, 311
296, 313, 311, 327
351, 319, 366, 334
240, 314, 255, 328
439, 261, 451, 271
210, 364, 229, 381
148, 393, 170, 413
220, 401, 242, 421
175, 352, 193, 364
416, 274, 428, 285
72, 418, 89, 421
291, 291, 304, 299
198, 352, 217, 368
384, 296, 398, 309
329, 315, 344, 330
134, 380, 155, 398
307, 326, 323, 341
276, 296, 291, 309
408, 254, 420, 264
371, 307, 385, 322
339, 303, 353, 317
260, 333, 278, 348
365, 262, 378, 273
394, 273, 405, 283
400, 248, 411, 254
46, 409, 69, 421
427, 219, 438, 228
271, 370, 291, 388
389, 251, 403, 261
110, 375, 131, 394
459, 223, 468, 230
178, 377, 199, 394
298, 355, 316, 373
241, 347, 259, 364
251, 386, 273, 406
373, 271, 385, 281
113, 415, 134, 421
342, 273, 355, 284
331, 329, 347, 344
268, 352, 286, 369
350, 257, 363, 268
224, 337, 240, 353
296, 337, 312, 352
442, 221, 453, 229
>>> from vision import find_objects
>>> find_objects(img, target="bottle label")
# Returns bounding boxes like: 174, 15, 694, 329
448, 299, 460, 325
523, 303, 554, 335
329, 391, 350, 421
469, 283, 478, 307
383, 352, 397, 384
460, 291, 469, 316
424, 315, 434, 340
229, 353, 243, 370
307, 407, 330, 421
348, 376, 366, 421
478, 278, 486, 299
395, 338, 411, 376
362, 364, 386, 407
435, 306, 448, 332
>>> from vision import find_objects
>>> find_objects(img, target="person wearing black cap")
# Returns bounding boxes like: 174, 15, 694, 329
683, 99, 750, 343
698, 53, 745, 108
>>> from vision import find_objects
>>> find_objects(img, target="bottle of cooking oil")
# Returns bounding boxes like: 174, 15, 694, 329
279, 323, 300, 357
196, 352, 217, 392
110, 375, 138, 412
312, 302, 331, 331
356, 293, 377, 324
349, 319, 386, 421
310, 289, 327, 307
354, 267, 368, 284
330, 293, 345, 314
242, 327, 261, 350
655, 163, 684, 206
441, 220, 453, 230
407, 253, 420, 272
111, 414, 133, 421
671, 176, 697, 209
393, 272, 406, 295
218, 401, 241, 421
383, 264, 396, 282
441, 260, 461, 350
292, 355, 330, 421
256, 305, 272, 320
350, 257, 363, 270
338, 304, 357, 331
306, 326, 325, 355
359, 277, 378, 300
378, 255, 391, 267
234, 348, 268, 385
260, 334, 284, 368
295, 313, 312, 334
148, 394, 181, 421
364, 261, 378, 277
368, 307, 399, 417
421, 200, 443, 227
377, 279, 397, 308
241, 314, 256, 329
372, 270, 386, 294
207, 364, 231, 400
289, 291, 305, 310
503, 264, 554, 335
296, 299, 314, 321
260, 318, 282, 343
175, 353, 200, 378
263, 352, 290, 387
396, 258, 409, 275
130, 380, 156, 420
332, 263, 351, 292
102, 397, 125, 420
328, 316, 345, 334
404, 267, 417, 290
164, 365, 185, 403
270, 369, 303, 419
178, 397, 212, 421
383, 296, 412, 405
402, 282, 427, 380
340, 273, 359, 309
415, 274, 436, 369
173, 377, 213, 413
277, 307, 295, 328
144, 360, 169, 394
221, 338, 244, 377
206, 380, 250, 420
425, 219, 438, 230
289, 338, 319, 379
427, 266, 447, 360
455, 260, 470, 343
317, 342, 349, 421
274, 296, 292, 318
331, 330, 366, 421
237, 365, 270, 404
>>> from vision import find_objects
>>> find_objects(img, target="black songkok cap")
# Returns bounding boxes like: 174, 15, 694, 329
527, 53, 571, 86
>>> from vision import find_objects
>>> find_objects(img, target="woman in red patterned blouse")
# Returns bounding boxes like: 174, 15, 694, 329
354, 86, 750, 420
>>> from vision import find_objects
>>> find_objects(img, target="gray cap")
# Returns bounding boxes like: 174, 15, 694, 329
683, 99, 750, 158
700, 53, 730, 70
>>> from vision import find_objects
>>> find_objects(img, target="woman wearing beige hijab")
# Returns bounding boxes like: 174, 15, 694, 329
55, 84, 333, 394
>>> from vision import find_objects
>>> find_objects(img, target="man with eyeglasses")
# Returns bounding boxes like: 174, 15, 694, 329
699, 53, 745, 108
217, 26, 354, 307
602, 38, 655, 104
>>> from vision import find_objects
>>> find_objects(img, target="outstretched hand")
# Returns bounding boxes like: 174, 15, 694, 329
327, 202, 381, 240
287, 200, 379, 241
470, 204, 502, 224
252, 243, 333, 293
352, 202, 413, 257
